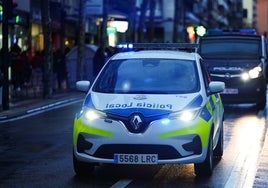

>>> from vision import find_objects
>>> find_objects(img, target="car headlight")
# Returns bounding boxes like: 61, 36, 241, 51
84, 109, 104, 120
77, 107, 106, 120
169, 108, 201, 122
241, 66, 262, 80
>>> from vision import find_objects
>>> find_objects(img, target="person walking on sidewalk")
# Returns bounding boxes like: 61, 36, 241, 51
10, 43, 23, 96
20, 50, 32, 85
53, 48, 68, 91
31, 51, 43, 96
93, 46, 106, 77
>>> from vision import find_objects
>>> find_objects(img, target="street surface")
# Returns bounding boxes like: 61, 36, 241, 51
0, 102, 266, 187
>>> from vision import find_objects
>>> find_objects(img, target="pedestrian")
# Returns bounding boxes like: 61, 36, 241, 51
20, 50, 32, 85
53, 48, 59, 90
53, 48, 67, 91
93, 46, 106, 77
62, 47, 70, 89
105, 46, 114, 59
31, 51, 43, 73
10, 43, 23, 94
26, 47, 33, 67
31, 51, 43, 95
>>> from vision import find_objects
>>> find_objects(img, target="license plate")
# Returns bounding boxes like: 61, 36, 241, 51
114, 154, 158, 164
221, 88, 238, 94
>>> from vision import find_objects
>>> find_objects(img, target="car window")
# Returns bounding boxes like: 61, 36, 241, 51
93, 58, 200, 94
199, 39, 261, 59
200, 59, 211, 95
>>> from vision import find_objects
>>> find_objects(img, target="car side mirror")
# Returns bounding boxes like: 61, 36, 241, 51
76, 81, 90, 92
209, 81, 225, 94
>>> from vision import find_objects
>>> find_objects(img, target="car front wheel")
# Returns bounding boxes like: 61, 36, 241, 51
194, 133, 213, 177
214, 122, 224, 158
73, 150, 95, 176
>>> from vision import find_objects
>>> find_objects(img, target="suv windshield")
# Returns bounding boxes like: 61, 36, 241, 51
93, 58, 200, 94
199, 38, 261, 59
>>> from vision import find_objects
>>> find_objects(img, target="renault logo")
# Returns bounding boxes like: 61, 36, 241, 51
130, 115, 142, 130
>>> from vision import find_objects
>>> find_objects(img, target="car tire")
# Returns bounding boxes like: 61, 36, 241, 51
194, 133, 213, 177
73, 151, 95, 176
213, 123, 223, 158
256, 95, 266, 110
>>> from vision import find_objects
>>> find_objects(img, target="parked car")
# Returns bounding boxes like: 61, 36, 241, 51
72, 43, 225, 177
197, 29, 267, 109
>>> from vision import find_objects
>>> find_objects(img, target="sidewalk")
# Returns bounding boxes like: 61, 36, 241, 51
253, 125, 268, 187
0, 90, 85, 122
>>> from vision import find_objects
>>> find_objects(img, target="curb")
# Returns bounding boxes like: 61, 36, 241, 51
26, 97, 82, 114
0, 96, 83, 123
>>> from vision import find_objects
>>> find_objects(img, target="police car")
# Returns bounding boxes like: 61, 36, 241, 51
73, 43, 225, 177
197, 29, 267, 109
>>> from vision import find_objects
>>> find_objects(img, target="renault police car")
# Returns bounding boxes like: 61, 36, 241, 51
73, 43, 225, 177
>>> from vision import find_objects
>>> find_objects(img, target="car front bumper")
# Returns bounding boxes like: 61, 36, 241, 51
213, 76, 266, 104
73, 116, 211, 165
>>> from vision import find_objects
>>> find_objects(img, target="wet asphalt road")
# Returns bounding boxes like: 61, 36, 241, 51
0, 102, 266, 187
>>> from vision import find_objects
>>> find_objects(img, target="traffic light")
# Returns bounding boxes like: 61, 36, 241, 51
195, 25, 207, 37
15, 15, 21, 23
0, 5, 2, 21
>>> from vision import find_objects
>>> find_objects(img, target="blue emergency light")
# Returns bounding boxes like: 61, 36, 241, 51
206, 28, 257, 35
116, 43, 199, 52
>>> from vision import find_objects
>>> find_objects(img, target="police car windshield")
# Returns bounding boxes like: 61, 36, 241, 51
93, 58, 200, 94
200, 39, 261, 59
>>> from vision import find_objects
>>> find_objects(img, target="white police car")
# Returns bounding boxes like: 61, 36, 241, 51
73, 43, 225, 177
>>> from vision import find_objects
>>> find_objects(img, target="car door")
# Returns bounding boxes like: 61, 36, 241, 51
200, 59, 222, 141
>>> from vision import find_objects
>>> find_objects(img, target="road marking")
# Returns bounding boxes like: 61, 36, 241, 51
110, 179, 132, 188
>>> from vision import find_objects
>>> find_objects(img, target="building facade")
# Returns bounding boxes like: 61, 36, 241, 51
255, 0, 268, 35
0, 0, 259, 53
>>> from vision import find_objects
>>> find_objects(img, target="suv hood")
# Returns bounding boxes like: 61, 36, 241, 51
84, 92, 203, 117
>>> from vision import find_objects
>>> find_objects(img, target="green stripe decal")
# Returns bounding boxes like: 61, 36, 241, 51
81, 125, 114, 137
159, 118, 211, 147
73, 118, 114, 144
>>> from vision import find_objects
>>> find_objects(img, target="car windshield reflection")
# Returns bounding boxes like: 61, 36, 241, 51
92, 58, 200, 94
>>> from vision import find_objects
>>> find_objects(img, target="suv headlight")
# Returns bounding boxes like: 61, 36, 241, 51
241, 66, 262, 80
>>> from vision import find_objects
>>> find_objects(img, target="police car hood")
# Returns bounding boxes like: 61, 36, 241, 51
84, 92, 203, 117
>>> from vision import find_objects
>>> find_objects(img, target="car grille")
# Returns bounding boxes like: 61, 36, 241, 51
107, 113, 168, 134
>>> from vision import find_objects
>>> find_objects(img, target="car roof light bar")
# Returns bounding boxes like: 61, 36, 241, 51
239, 28, 256, 34
206, 28, 257, 35
116, 43, 199, 51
